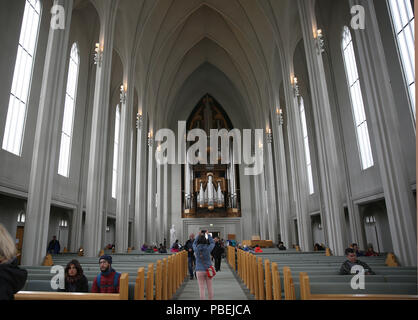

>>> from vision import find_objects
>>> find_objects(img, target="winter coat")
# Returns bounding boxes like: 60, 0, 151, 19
0, 258, 28, 300
61, 275, 89, 293
184, 239, 195, 258
193, 236, 215, 272
91, 269, 120, 293
339, 260, 375, 275
211, 242, 224, 258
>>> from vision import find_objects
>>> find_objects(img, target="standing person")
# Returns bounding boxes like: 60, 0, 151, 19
47, 235, 61, 254
184, 233, 195, 279
91, 255, 120, 293
60, 259, 88, 292
211, 237, 224, 272
0, 223, 27, 300
193, 231, 215, 300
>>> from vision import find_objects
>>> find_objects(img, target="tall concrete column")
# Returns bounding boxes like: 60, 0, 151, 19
163, 163, 169, 245
272, 109, 291, 247
84, 0, 118, 257
348, 0, 417, 266
297, 0, 346, 255
281, 58, 312, 251
134, 112, 146, 248
115, 67, 134, 253
146, 132, 156, 245
265, 132, 278, 242
156, 160, 164, 245
21, 0, 73, 266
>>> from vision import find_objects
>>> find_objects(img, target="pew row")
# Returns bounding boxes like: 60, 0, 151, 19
16, 251, 188, 300
299, 272, 418, 300
15, 273, 129, 300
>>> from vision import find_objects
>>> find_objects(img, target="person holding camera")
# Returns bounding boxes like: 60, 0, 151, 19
193, 230, 215, 300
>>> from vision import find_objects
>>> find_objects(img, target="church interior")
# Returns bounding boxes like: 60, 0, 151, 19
0, 0, 417, 300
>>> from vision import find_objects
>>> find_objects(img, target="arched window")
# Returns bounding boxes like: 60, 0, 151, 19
58, 43, 80, 177
299, 97, 314, 195
2, 0, 41, 156
387, 0, 415, 120
112, 105, 121, 199
342, 26, 374, 170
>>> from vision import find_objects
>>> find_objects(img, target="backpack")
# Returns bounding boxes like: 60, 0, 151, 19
97, 272, 120, 291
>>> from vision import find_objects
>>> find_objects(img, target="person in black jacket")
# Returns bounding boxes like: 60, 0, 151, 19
184, 233, 195, 279
61, 259, 88, 292
211, 237, 224, 272
339, 248, 375, 275
0, 223, 27, 300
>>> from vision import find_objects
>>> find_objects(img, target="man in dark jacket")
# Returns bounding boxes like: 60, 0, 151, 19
184, 233, 195, 279
47, 236, 61, 254
211, 237, 224, 272
91, 255, 120, 293
340, 248, 375, 275
0, 257, 28, 300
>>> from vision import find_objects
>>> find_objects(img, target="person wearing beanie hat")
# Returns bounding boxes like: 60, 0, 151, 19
91, 255, 120, 293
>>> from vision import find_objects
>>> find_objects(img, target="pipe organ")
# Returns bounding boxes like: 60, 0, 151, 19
182, 94, 240, 218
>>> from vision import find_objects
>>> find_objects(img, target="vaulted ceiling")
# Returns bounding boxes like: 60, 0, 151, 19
78, 0, 302, 130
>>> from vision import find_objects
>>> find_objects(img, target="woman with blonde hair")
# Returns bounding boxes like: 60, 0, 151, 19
0, 223, 27, 300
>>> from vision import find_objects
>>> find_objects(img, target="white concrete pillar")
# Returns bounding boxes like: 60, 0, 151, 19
22, 0, 74, 266
297, 0, 346, 255
348, 0, 417, 266
156, 158, 163, 245
134, 112, 146, 248
84, 0, 118, 257
146, 132, 156, 245
163, 163, 169, 244
281, 59, 312, 251
265, 131, 278, 242
115, 68, 134, 253
272, 109, 291, 247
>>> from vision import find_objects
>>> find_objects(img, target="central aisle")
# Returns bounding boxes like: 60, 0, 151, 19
174, 259, 253, 300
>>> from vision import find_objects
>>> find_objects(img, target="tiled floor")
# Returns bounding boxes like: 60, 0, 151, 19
174, 259, 253, 300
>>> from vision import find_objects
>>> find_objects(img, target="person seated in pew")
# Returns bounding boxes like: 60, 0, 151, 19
60, 259, 88, 293
171, 240, 180, 252
277, 241, 287, 251
351, 243, 364, 256
0, 223, 27, 300
158, 243, 167, 254
141, 243, 148, 252
91, 255, 120, 293
340, 248, 376, 275
365, 244, 379, 257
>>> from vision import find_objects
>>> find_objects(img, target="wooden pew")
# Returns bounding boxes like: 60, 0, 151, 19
156, 260, 162, 300
271, 262, 282, 300
134, 268, 145, 300
15, 273, 129, 300
283, 266, 296, 300
146, 263, 154, 300
257, 257, 265, 300
265, 259, 272, 300
162, 258, 168, 300
299, 272, 418, 300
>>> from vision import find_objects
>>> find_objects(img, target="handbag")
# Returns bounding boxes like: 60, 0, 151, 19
206, 265, 216, 279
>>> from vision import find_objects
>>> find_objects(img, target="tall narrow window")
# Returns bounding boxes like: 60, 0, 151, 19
112, 105, 121, 199
299, 97, 314, 195
58, 43, 79, 177
342, 26, 374, 170
2, 0, 41, 156
387, 0, 415, 120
